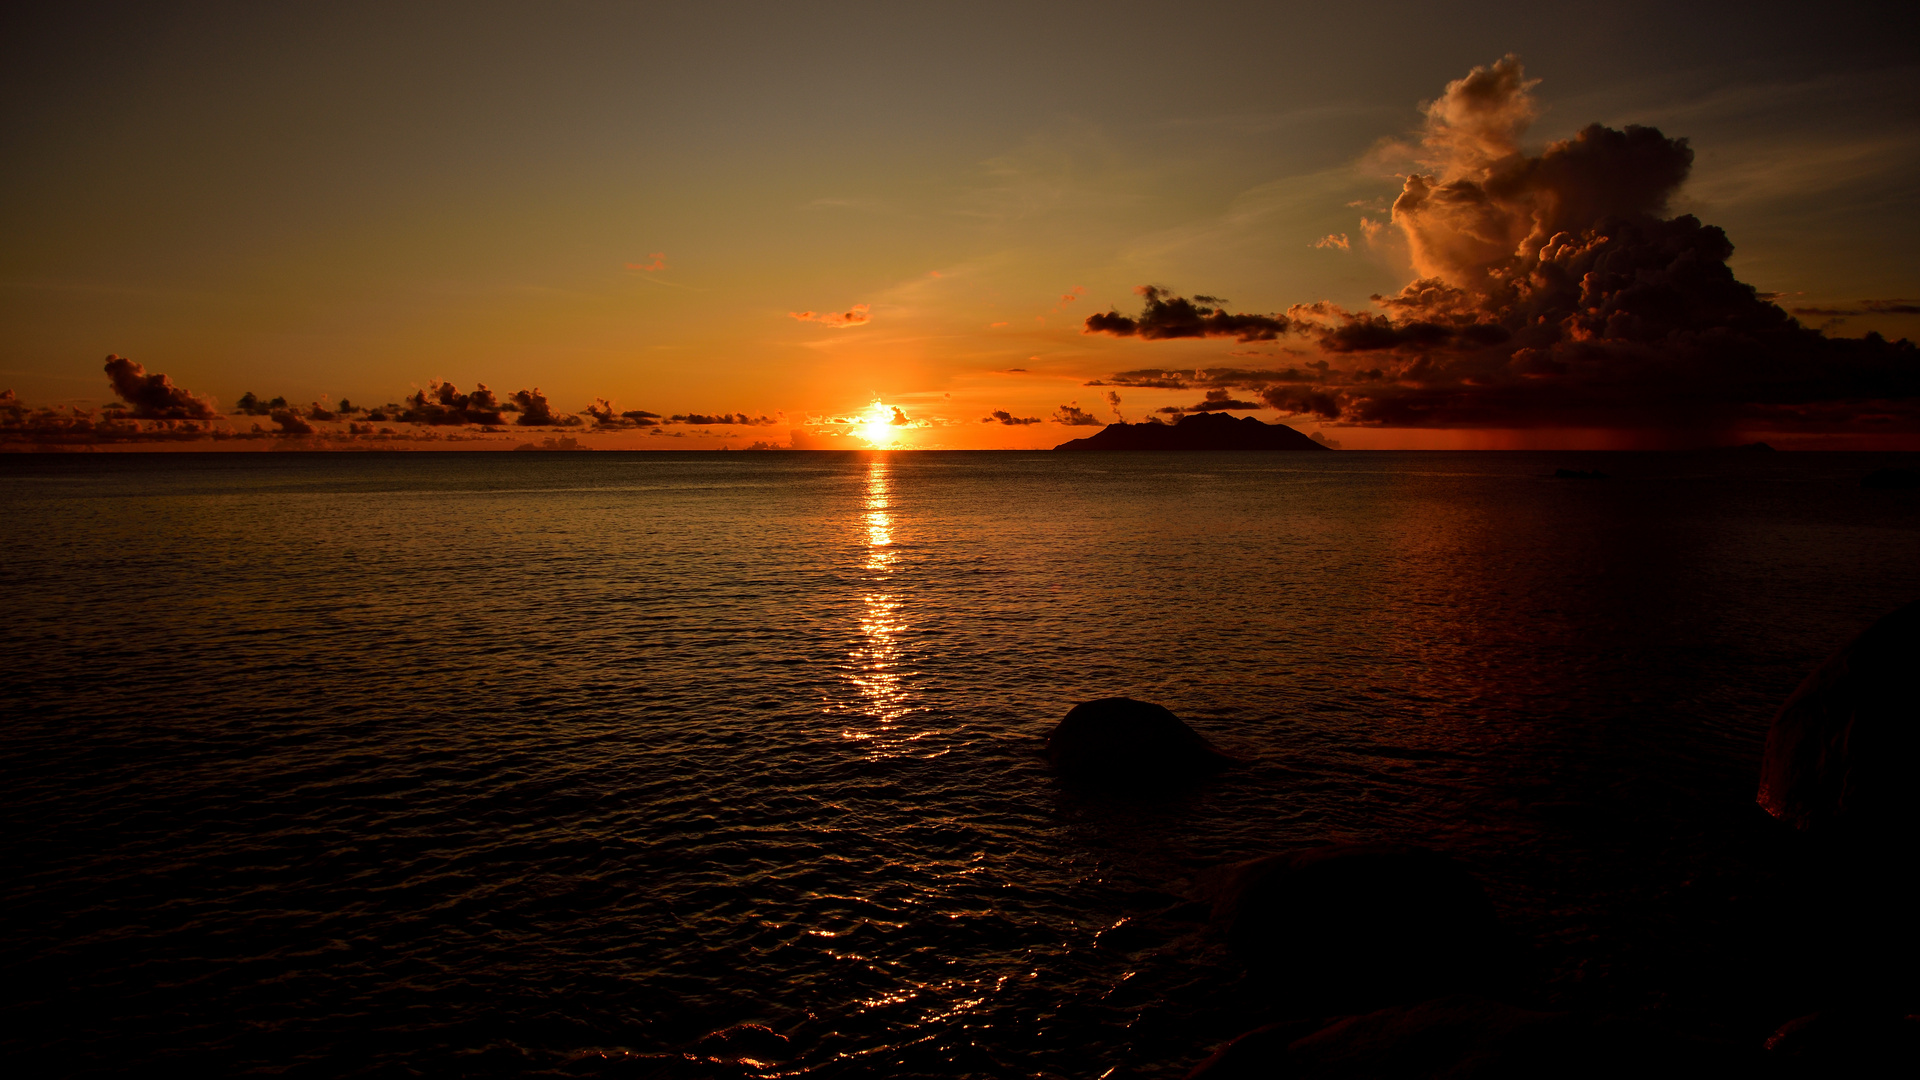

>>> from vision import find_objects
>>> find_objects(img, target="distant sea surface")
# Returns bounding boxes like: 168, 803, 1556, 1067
4, 450, 1918, 1077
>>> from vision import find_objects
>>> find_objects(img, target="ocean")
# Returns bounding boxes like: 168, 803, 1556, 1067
3, 450, 1917, 1076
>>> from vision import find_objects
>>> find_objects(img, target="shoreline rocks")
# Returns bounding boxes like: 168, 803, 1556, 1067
1196, 844, 1523, 1014
1757, 599, 1920, 835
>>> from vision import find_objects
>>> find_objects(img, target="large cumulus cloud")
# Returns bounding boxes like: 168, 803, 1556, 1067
1084, 57, 1919, 435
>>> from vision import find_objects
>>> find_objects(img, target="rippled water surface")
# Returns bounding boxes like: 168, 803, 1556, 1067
4, 450, 1918, 1076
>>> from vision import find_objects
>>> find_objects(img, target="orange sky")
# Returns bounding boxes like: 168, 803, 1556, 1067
3, 4, 1917, 450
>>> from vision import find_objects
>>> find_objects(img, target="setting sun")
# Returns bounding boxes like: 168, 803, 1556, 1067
858, 401, 899, 448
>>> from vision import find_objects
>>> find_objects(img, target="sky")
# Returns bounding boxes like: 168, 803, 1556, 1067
3, 1, 1917, 450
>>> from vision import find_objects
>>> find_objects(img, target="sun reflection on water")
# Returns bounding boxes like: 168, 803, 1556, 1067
843, 456, 921, 754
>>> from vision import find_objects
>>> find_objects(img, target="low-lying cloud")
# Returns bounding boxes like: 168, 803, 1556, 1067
1791, 300, 1920, 317
669, 412, 778, 426
3, 357, 793, 448
510, 387, 583, 427
583, 399, 661, 428
393, 382, 507, 425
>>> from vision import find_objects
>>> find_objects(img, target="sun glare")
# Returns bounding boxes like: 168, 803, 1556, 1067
859, 401, 897, 448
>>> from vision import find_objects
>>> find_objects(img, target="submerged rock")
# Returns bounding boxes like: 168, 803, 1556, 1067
1197, 844, 1519, 1011
1188, 996, 1737, 1079
1758, 599, 1920, 834
1044, 698, 1230, 783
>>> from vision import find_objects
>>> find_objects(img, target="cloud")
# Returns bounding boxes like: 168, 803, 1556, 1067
583, 398, 663, 428
1, 385, 249, 446
983, 409, 1041, 425
398, 381, 506, 425
1088, 364, 1328, 390
1052, 401, 1102, 426
233, 392, 286, 416
668, 412, 778, 426
888, 407, 910, 426
509, 387, 583, 427
270, 408, 314, 434
1085, 369, 1192, 389
1084, 286, 1288, 342
103, 355, 217, 419
1087, 57, 1920, 434
789, 303, 871, 327
1791, 300, 1920, 317
1187, 388, 1263, 412
1314, 233, 1351, 251
1258, 384, 1345, 419
625, 253, 668, 272
1105, 390, 1125, 421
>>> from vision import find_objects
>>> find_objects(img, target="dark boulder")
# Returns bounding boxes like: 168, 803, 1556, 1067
1758, 600, 1920, 835
1197, 844, 1520, 1011
1189, 996, 1740, 1079
1044, 698, 1230, 783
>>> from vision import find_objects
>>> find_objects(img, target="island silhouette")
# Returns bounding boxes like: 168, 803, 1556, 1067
1054, 411, 1330, 451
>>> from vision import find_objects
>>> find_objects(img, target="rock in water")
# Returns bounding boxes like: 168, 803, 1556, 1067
1758, 599, 1920, 834
1198, 844, 1519, 1011
1044, 698, 1230, 783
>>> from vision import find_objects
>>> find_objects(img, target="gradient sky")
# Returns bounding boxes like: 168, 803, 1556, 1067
4, 1, 1917, 449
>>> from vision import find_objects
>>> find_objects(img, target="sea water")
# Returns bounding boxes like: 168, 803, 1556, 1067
3, 450, 1917, 1076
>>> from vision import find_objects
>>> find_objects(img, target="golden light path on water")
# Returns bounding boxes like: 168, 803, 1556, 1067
842, 455, 921, 755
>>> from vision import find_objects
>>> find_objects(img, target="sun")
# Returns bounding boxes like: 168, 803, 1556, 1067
858, 401, 897, 448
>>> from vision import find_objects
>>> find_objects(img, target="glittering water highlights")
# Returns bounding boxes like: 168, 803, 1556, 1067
2, 449, 1918, 1077
843, 459, 921, 757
